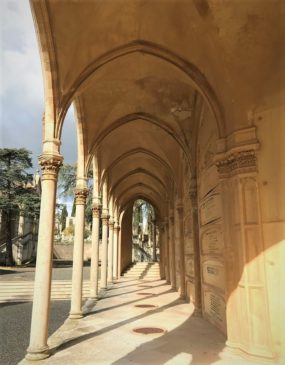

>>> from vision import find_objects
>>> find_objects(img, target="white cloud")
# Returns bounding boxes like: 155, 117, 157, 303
0, 0, 77, 168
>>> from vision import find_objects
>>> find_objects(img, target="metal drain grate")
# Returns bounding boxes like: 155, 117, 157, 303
133, 327, 166, 335
134, 304, 156, 308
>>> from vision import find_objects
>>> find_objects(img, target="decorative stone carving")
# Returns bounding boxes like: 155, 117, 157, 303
92, 204, 101, 218
216, 150, 257, 178
199, 192, 222, 226
38, 153, 63, 180
74, 188, 89, 205
114, 224, 120, 232
101, 212, 110, 225
109, 219, 115, 229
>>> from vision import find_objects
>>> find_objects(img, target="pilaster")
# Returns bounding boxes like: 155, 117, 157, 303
216, 128, 273, 361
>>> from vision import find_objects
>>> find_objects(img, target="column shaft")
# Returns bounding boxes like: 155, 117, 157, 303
89, 205, 101, 299
100, 212, 109, 289
69, 188, 88, 319
113, 225, 120, 279
177, 205, 186, 299
108, 220, 114, 282
26, 154, 62, 361
168, 217, 176, 289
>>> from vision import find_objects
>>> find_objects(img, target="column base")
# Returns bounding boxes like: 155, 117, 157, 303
193, 307, 202, 317
69, 311, 83, 319
25, 345, 49, 361
225, 340, 275, 363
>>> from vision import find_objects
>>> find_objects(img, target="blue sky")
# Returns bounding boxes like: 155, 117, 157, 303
0, 0, 77, 169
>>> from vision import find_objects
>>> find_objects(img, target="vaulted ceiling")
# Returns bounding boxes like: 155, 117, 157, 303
31, 0, 284, 216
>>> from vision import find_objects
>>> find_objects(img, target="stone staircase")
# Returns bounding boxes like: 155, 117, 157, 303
122, 262, 161, 280
0, 280, 90, 303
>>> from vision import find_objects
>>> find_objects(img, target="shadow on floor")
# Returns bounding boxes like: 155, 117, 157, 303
111, 313, 226, 365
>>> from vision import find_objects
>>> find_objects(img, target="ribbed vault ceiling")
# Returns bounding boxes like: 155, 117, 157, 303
30, 0, 284, 217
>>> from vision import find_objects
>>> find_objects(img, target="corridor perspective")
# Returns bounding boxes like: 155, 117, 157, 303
23, 1, 284, 364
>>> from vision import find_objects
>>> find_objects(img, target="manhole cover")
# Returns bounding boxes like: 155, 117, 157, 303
137, 292, 154, 295
134, 304, 157, 308
133, 327, 166, 335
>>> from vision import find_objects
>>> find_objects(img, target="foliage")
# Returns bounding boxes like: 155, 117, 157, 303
0, 148, 41, 266
58, 164, 76, 198
60, 204, 68, 231
57, 163, 93, 222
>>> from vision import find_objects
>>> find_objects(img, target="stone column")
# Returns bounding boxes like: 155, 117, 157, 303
100, 210, 109, 290
89, 203, 101, 299
113, 224, 120, 279
152, 220, 157, 262
158, 223, 165, 279
108, 219, 114, 282
118, 224, 122, 277
26, 154, 62, 361
164, 221, 170, 284
168, 214, 176, 290
176, 203, 186, 299
69, 186, 89, 319
189, 179, 202, 313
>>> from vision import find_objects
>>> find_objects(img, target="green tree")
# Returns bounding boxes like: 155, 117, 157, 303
57, 163, 93, 224
0, 148, 41, 266
60, 204, 68, 232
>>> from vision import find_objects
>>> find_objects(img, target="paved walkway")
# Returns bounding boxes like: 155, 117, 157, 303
20, 279, 258, 365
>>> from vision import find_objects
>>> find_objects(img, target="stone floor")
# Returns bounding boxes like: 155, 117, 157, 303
20, 279, 260, 365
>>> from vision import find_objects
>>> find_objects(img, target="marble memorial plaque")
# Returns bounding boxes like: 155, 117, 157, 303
204, 290, 226, 332
202, 260, 225, 291
200, 193, 222, 226
201, 226, 224, 255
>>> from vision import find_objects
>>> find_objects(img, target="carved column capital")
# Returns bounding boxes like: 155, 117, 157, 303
74, 188, 89, 205
38, 153, 63, 181
101, 212, 110, 226
215, 150, 257, 178
114, 224, 120, 232
92, 204, 101, 218
108, 219, 115, 229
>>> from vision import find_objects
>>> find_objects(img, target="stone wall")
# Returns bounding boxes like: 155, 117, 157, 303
53, 241, 102, 261
197, 106, 226, 334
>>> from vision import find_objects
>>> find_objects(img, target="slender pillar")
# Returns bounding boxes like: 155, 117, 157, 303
69, 186, 88, 319
189, 178, 202, 313
113, 224, 120, 279
100, 180, 109, 289
89, 203, 101, 299
168, 214, 176, 289
100, 211, 109, 289
118, 223, 122, 277
108, 219, 114, 282
152, 220, 157, 262
26, 153, 62, 361
176, 203, 186, 299
164, 221, 171, 283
